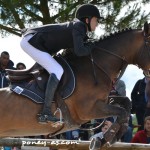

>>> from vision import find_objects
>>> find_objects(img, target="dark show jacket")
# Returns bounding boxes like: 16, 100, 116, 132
23, 19, 94, 56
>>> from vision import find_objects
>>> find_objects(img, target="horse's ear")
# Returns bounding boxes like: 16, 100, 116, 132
144, 21, 150, 35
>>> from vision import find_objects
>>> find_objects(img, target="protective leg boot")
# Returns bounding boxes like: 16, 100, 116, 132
38, 73, 60, 123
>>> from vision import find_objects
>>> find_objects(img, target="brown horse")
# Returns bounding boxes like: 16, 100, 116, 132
0, 22, 150, 147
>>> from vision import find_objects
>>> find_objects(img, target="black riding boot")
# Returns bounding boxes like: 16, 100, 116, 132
38, 73, 60, 123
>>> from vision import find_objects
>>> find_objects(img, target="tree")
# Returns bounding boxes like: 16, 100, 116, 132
0, 0, 150, 37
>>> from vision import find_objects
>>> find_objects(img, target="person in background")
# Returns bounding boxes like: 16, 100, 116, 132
131, 116, 150, 143
16, 62, 26, 70
121, 115, 133, 142
110, 78, 126, 96
131, 76, 147, 131
115, 79, 126, 96
0, 51, 15, 88
143, 70, 150, 117
20, 4, 104, 123
90, 120, 112, 140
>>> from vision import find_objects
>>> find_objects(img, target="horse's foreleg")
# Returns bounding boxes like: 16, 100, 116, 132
90, 99, 129, 122
89, 97, 131, 150
106, 96, 131, 143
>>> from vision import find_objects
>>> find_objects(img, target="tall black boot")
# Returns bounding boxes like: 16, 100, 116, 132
38, 73, 60, 123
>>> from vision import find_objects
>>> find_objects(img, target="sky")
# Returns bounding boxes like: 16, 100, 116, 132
0, 35, 35, 68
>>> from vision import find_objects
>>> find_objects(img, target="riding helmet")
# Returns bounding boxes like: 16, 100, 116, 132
75, 4, 103, 20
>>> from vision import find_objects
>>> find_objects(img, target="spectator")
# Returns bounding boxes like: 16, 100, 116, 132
65, 129, 80, 140
79, 123, 89, 140
0, 51, 15, 88
94, 117, 114, 135
16, 62, 26, 70
131, 77, 147, 131
115, 79, 126, 96
131, 116, 150, 143
121, 115, 133, 142
110, 78, 126, 96
143, 70, 150, 117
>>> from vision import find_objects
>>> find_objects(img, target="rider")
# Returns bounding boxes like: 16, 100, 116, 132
20, 4, 103, 124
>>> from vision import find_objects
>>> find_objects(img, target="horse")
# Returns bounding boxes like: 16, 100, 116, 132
0, 21, 150, 149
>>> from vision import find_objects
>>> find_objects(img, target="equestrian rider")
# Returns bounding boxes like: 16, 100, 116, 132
20, 4, 103, 124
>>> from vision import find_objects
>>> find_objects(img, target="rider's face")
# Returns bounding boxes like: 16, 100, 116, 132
90, 17, 99, 31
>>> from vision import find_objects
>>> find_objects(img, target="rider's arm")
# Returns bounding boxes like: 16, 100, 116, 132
72, 21, 95, 56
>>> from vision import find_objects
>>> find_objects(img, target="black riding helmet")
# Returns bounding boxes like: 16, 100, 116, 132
75, 4, 103, 31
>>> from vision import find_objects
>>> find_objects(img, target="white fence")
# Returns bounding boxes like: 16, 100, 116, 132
0, 138, 150, 150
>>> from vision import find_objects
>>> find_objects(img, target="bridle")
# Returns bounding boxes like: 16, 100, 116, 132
135, 33, 150, 70
143, 34, 150, 77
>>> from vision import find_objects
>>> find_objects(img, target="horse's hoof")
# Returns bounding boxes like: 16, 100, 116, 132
89, 137, 101, 150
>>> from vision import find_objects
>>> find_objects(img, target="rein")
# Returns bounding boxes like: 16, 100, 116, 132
80, 47, 128, 131
90, 46, 128, 83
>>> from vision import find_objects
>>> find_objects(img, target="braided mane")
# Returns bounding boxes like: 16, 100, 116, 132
98, 28, 134, 41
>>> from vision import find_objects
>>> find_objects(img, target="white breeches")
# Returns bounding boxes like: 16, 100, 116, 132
20, 34, 64, 80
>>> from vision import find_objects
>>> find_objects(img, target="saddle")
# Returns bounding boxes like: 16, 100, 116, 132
6, 55, 75, 103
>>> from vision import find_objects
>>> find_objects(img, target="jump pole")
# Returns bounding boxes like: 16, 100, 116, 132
0, 138, 150, 150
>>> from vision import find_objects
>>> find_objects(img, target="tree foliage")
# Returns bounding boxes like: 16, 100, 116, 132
0, 0, 150, 37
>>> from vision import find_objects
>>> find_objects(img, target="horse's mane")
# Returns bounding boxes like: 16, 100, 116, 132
98, 28, 134, 41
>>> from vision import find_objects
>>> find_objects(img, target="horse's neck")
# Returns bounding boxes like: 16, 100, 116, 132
98, 30, 144, 63
93, 31, 142, 79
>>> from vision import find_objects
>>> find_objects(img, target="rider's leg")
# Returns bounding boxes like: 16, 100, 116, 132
20, 34, 64, 123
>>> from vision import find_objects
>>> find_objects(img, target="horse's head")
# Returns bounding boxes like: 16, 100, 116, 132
136, 21, 150, 70
93, 22, 150, 75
